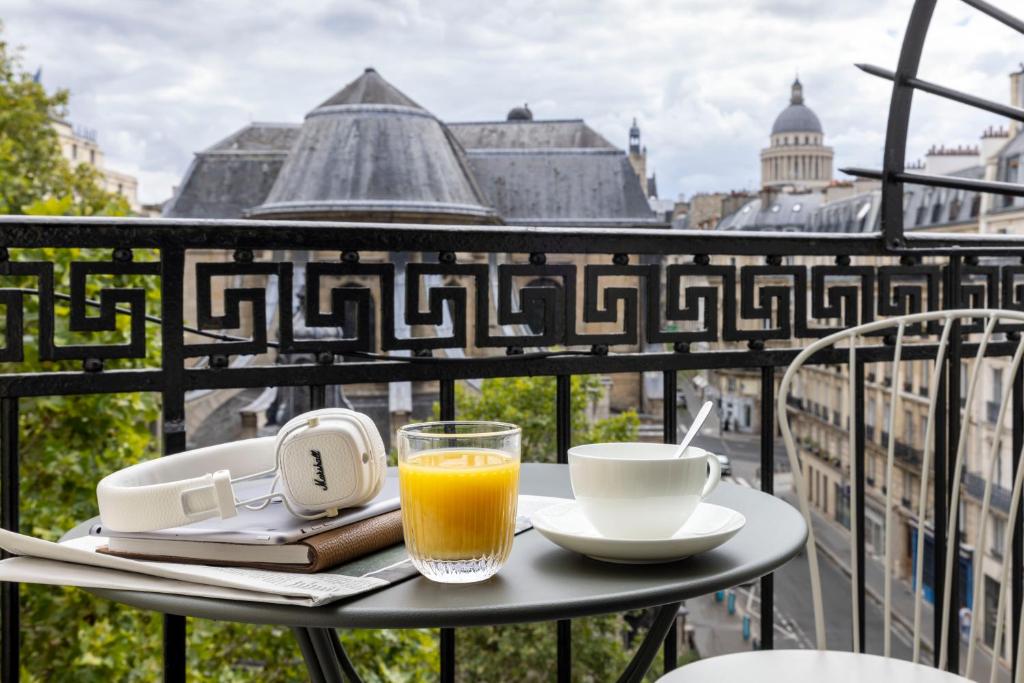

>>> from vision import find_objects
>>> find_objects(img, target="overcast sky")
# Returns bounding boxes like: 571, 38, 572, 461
4, 0, 1023, 205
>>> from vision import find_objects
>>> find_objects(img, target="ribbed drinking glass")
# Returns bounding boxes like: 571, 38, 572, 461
397, 421, 521, 583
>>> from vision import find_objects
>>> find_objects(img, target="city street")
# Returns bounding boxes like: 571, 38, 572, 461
679, 382, 958, 671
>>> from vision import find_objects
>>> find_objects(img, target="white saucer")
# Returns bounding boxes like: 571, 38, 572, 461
529, 500, 746, 564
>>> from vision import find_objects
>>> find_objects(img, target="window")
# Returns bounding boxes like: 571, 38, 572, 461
727, 377, 737, 393
866, 399, 876, 427
993, 368, 1004, 403
866, 453, 876, 481
903, 469, 913, 505
920, 360, 930, 395
992, 516, 1006, 559
949, 197, 962, 222
970, 195, 981, 217
903, 409, 913, 445
71, 144, 78, 160
1005, 156, 1020, 207
961, 363, 969, 407
915, 204, 927, 225
931, 202, 942, 223
985, 575, 1002, 650
89, 149, 95, 165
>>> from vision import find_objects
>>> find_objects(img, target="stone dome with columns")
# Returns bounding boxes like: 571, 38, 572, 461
760, 78, 834, 190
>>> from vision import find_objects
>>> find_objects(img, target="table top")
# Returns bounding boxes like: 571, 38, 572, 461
75, 463, 806, 630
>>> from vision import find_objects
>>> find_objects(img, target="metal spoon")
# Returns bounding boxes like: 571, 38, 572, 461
674, 401, 714, 458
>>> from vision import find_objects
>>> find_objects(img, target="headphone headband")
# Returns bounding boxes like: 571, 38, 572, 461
97, 437, 276, 532
96, 409, 389, 532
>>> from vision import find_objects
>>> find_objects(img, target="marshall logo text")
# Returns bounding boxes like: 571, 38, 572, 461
311, 449, 328, 491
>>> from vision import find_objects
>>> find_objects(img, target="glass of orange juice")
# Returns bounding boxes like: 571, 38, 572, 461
397, 421, 521, 583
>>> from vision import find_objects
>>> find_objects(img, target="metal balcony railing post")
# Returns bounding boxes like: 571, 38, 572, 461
880, 0, 938, 250
662, 369, 679, 672
160, 246, 188, 683
942, 257, 963, 673
439, 378, 456, 683
556, 374, 572, 683
854, 361, 867, 651
1, 397, 20, 683
760, 366, 775, 650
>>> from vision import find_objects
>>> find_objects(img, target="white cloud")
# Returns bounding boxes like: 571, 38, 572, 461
2, 0, 1020, 204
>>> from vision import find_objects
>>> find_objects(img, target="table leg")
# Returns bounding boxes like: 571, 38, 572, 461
308, 628, 346, 683
615, 602, 682, 683
292, 628, 327, 683
326, 628, 367, 683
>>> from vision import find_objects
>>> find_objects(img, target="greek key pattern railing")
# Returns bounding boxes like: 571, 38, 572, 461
2, 216, 1024, 682
5, 241, 1024, 372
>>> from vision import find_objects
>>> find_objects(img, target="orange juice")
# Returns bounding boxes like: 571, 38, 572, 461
398, 449, 520, 561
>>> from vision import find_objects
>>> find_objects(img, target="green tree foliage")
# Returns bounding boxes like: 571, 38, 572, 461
448, 375, 640, 462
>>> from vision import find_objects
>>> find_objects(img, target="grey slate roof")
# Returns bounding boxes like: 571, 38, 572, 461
771, 103, 823, 135
250, 70, 495, 221
993, 130, 1024, 214
902, 166, 982, 228
717, 192, 822, 231
720, 166, 982, 234
317, 67, 422, 109
808, 191, 880, 233
449, 119, 615, 150
167, 69, 664, 228
465, 149, 657, 225
163, 123, 299, 218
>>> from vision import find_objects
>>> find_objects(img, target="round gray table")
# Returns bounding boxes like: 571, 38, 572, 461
69, 464, 807, 683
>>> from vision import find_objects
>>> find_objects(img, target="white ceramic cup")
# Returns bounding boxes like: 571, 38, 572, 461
568, 442, 722, 539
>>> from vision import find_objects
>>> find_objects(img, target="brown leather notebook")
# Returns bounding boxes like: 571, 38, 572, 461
97, 509, 404, 574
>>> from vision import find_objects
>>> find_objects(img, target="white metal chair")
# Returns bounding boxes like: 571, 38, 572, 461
659, 309, 1024, 683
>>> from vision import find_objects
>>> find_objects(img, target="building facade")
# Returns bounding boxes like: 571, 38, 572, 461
710, 68, 1024, 664
53, 119, 140, 210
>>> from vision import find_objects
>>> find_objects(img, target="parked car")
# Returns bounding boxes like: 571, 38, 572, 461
716, 454, 732, 477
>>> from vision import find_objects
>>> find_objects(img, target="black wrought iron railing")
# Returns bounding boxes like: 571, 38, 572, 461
1, 217, 1024, 681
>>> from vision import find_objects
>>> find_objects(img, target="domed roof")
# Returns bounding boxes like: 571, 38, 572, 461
771, 78, 823, 135
507, 103, 532, 121
249, 69, 495, 222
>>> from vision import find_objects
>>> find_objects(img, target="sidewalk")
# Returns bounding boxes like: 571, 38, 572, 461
687, 591, 755, 658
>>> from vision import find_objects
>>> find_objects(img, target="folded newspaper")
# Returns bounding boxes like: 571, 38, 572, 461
0, 495, 564, 607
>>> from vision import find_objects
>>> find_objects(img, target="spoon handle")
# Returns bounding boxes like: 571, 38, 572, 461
675, 400, 714, 458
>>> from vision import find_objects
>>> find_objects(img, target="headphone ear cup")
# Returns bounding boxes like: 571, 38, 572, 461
275, 408, 387, 513
348, 410, 387, 496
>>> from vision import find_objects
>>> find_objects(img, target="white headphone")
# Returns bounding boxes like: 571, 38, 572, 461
97, 408, 388, 533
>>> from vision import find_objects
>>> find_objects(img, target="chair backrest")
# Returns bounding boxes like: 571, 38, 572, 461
777, 308, 1024, 681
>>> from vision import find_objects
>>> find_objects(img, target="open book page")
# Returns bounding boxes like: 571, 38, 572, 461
0, 495, 567, 607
